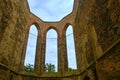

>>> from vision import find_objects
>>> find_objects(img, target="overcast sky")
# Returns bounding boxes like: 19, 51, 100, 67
24, 0, 77, 71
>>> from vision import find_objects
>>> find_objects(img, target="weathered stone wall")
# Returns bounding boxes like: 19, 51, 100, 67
0, 0, 120, 80
0, 0, 29, 72
74, 0, 97, 72
0, 63, 20, 80
0, 64, 9, 80
74, 0, 120, 80
91, 0, 120, 51
97, 41, 120, 80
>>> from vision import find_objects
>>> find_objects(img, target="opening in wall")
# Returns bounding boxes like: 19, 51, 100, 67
66, 25, 77, 71
27, 0, 74, 22
45, 29, 58, 72
24, 25, 38, 72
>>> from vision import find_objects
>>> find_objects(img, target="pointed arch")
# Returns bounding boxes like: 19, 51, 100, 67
45, 28, 58, 72
24, 25, 38, 71
66, 25, 77, 70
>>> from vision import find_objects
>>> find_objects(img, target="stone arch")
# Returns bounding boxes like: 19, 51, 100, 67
19, 22, 41, 72
45, 26, 59, 37
45, 27, 58, 72
24, 24, 39, 71
30, 22, 40, 31
62, 23, 74, 39
63, 23, 77, 70
26, 22, 41, 38
63, 23, 73, 33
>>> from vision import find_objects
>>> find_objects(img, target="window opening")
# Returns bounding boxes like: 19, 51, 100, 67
24, 25, 38, 72
27, 0, 74, 22
66, 25, 77, 70
45, 29, 58, 72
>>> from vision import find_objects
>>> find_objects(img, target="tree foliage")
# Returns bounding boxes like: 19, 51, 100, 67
68, 67, 75, 71
24, 64, 34, 72
24, 63, 56, 73
44, 63, 55, 72
24, 63, 75, 73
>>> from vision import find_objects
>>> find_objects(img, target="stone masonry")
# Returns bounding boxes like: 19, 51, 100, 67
0, 0, 120, 80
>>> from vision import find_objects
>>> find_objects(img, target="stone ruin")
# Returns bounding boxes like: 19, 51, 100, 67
0, 0, 120, 80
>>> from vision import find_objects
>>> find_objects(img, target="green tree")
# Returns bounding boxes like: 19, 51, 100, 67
44, 63, 55, 72
24, 63, 56, 73
68, 67, 75, 71
24, 64, 34, 72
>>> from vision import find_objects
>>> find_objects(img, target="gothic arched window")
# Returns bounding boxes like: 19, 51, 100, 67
66, 25, 77, 70
24, 25, 38, 71
45, 29, 58, 72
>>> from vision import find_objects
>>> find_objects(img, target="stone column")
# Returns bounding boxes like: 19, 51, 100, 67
34, 33, 41, 75
34, 32, 46, 75
73, 26, 88, 72
40, 34, 46, 75
58, 33, 68, 75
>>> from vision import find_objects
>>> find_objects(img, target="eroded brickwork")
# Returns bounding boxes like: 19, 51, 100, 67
0, 0, 120, 80
0, 0, 29, 72
91, 0, 120, 51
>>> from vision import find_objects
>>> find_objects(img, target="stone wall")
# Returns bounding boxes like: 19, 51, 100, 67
91, 0, 120, 51
74, 0, 120, 80
0, 0, 120, 80
0, 0, 29, 72
74, 0, 97, 72
97, 41, 120, 80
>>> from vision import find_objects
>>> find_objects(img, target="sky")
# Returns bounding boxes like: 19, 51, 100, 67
24, 0, 77, 71
27, 0, 74, 21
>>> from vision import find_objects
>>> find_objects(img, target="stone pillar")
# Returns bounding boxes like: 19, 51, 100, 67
34, 32, 46, 75
77, 33, 88, 71
73, 25, 88, 72
40, 35, 46, 75
58, 33, 68, 75
34, 33, 41, 75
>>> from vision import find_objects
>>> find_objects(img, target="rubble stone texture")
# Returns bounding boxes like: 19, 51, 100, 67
0, 0, 120, 80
